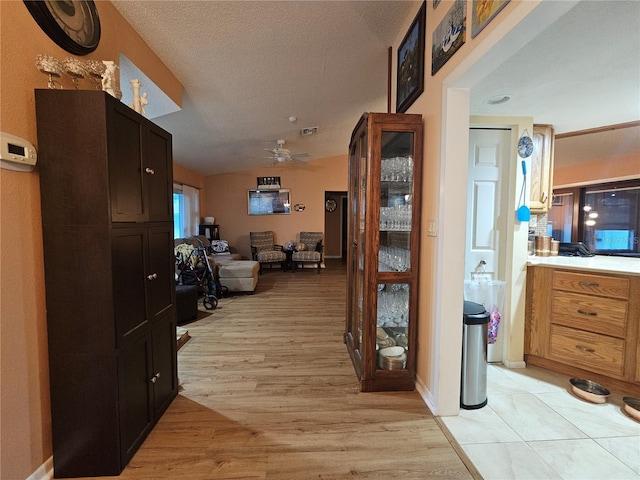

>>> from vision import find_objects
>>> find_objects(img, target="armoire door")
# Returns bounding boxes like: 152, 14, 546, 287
118, 335, 154, 466
112, 227, 148, 344
146, 224, 175, 322
145, 123, 173, 222
151, 316, 178, 416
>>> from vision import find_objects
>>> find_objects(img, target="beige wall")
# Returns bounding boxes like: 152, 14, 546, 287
203, 155, 348, 259
554, 153, 640, 187
392, 0, 565, 414
0, 2, 181, 478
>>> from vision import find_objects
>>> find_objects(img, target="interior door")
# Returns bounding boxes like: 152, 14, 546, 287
465, 128, 511, 279
466, 128, 511, 363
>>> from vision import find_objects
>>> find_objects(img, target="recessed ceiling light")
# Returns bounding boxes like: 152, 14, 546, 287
486, 94, 512, 105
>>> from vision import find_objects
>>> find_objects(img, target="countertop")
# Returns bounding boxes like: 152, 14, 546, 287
527, 255, 640, 276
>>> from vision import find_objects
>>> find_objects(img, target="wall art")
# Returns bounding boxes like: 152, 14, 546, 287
471, 0, 510, 38
431, 0, 466, 75
396, 2, 426, 113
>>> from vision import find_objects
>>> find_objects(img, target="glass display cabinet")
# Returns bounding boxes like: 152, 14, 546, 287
345, 112, 423, 392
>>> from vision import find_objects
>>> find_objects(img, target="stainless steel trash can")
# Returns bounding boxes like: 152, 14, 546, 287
461, 300, 490, 409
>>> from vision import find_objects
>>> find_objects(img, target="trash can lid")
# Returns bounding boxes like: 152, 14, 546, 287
463, 300, 485, 315
463, 300, 490, 324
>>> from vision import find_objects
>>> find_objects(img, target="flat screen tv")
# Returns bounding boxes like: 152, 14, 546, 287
247, 189, 291, 215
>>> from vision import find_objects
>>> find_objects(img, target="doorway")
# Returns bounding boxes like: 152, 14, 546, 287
465, 127, 512, 364
324, 191, 347, 260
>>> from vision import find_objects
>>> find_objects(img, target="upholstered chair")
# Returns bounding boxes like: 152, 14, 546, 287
291, 232, 323, 273
249, 231, 286, 273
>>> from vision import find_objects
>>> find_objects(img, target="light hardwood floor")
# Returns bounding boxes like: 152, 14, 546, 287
81, 260, 475, 479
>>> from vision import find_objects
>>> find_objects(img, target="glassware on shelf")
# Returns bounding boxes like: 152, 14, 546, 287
376, 284, 410, 327
35, 54, 63, 89
378, 246, 410, 272
381, 156, 413, 182
379, 205, 412, 231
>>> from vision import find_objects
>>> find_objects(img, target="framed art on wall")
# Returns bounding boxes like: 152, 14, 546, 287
431, 0, 466, 75
396, 2, 426, 113
471, 0, 510, 38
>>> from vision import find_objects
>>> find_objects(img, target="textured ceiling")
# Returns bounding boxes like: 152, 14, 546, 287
111, 1, 639, 175
112, 1, 415, 175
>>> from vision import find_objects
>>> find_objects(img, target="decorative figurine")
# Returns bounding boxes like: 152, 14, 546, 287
35, 54, 63, 89
101, 60, 121, 99
128, 79, 148, 116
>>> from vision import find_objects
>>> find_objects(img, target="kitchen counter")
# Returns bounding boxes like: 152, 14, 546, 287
527, 255, 640, 276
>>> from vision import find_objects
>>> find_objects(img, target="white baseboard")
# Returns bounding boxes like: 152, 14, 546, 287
27, 457, 53, 480
414, 375, 438, 415
503, 359, 527, 369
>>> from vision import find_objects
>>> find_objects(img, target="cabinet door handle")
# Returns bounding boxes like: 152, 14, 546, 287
147, 273, 158, 280
540, 191, 548, 203
145, 167, 155, 175
575, 344, 595, 354
579, 282, 599, 287
149, 372, 161, 384
577, 309, 597, 317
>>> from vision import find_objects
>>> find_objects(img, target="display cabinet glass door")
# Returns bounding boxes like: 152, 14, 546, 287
375, 130, 414, 371
378, 131, 414, 273
347, 130, 367, 373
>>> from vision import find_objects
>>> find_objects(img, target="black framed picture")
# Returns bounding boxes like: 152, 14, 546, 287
396, 2, 426, 113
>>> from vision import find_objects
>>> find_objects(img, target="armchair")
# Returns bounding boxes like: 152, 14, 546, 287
250, 231, 286, 273
291, 232, 323, 273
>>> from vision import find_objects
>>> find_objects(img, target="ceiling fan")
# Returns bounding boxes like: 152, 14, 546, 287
264, 139, 310, 166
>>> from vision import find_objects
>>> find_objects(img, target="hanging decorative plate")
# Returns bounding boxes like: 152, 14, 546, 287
518, 130, 534, 158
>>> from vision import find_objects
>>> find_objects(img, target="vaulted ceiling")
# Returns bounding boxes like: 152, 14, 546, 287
112, 1, 639, 175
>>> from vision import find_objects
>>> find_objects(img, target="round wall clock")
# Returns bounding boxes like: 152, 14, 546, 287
325, 199, 337, 212
24, 0, 101, 56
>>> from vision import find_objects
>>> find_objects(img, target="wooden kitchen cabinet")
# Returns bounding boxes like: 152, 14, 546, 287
525, 266, 640, 395
345, 112, 423, 392
529, 124, 555, 213
36, 90, 177, 477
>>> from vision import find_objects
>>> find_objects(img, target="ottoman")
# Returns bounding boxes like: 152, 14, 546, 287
218, 261, 260, 293
175, 284, 198, 324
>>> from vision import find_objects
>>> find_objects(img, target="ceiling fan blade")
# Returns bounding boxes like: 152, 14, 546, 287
291, 158, 308, 165
290, 152, 310, 158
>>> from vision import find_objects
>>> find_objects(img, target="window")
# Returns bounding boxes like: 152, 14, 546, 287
173, 183, 199, 238
550, 180, 640, 257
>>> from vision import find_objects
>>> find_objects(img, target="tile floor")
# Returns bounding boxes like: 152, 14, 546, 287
441, 364, 640, 480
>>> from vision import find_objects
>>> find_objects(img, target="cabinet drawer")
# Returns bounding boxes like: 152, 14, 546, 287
549, 325, 624, 377
551, 291, 628, 338
553, 271, 629, 299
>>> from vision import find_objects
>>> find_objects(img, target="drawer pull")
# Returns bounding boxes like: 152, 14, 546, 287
579, 282, 600, 287
577, 309, 598, 317
575, 344, 595, 354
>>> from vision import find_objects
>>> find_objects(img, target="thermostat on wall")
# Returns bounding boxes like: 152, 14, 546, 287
0, 132, 37, 172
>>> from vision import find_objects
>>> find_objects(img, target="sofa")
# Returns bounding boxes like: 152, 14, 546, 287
174, 235, 259, 293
